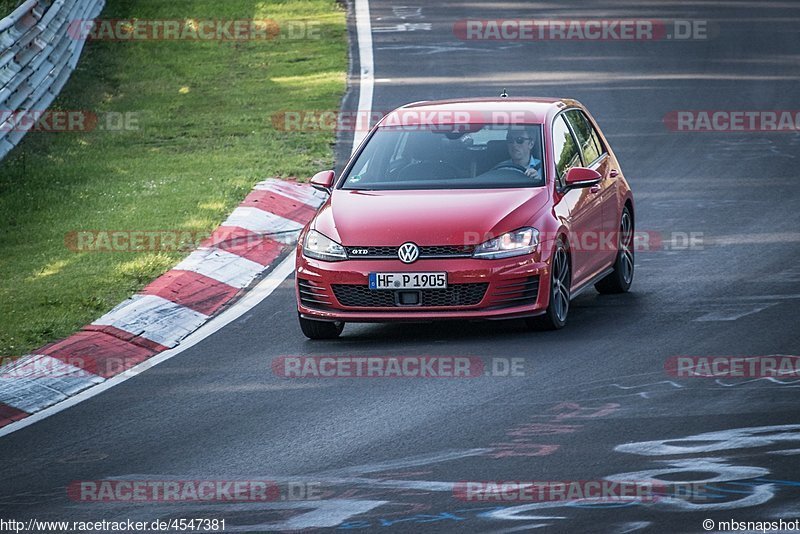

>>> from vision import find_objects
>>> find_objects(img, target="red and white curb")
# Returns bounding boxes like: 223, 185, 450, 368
0, 178, 324, 429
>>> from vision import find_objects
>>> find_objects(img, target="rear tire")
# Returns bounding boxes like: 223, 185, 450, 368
298, 314, 344, 339
526, 238, 570, 331
595, 206, 634, 294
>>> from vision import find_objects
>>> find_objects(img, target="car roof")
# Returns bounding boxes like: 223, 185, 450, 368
379, 97, 579, 126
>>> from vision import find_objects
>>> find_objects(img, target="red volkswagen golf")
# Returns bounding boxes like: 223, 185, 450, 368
295, 98, 634, 339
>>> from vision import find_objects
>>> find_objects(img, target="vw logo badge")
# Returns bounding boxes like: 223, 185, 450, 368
398, 242, 420, 264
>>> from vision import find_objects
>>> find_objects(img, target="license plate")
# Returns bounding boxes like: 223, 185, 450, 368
369, 272, 447, 290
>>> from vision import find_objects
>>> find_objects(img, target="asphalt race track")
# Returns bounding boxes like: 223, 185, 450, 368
2, 1, 800, 532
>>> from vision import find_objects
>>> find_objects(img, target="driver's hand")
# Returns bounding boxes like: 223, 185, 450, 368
524, 167, 540, 179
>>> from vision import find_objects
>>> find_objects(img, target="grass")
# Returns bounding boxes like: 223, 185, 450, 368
0, 0, 20, 18
0, 0, 347, 357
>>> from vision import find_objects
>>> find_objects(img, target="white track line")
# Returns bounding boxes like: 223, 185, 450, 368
0, 256, 295, 438
352, 0, 374, 151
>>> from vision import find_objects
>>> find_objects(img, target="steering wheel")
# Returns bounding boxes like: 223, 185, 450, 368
493, 163, 528, 173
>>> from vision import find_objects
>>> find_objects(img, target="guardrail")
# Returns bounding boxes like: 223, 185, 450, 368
0, 0, 104, 161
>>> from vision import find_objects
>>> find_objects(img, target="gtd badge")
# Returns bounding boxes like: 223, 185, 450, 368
350, 248, 369, 256
398, 242, 420, 264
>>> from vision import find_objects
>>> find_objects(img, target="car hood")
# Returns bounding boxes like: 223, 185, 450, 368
312, 188, 550, 246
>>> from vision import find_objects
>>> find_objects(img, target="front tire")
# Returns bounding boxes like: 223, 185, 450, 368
526, 238, 570, 331
298, 314, 344, 339
595, 206, 634, 294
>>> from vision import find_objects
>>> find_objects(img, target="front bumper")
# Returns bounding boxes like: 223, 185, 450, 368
296, 252, 550, 323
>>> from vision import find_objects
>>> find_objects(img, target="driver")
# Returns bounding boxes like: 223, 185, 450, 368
494, 127, 542, 179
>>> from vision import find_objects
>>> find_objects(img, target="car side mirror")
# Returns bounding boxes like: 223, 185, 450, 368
564, 167, 602, 189
310, 170, 335, 193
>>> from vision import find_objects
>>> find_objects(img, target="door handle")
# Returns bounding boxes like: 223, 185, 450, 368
590, 185, 601, 194
610, 169, 619, 177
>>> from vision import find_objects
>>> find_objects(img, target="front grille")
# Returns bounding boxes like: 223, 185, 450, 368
333, 285, 395, 307
421, 283, 488, 306
487, 276, 540, 309
298, 279, 333, 309
350, 246, 398, 257
332, 283, 489, 308
346, 245, 475, 259
420, 245, 475, 256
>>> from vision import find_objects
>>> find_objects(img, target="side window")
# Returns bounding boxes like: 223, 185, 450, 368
583, 112, 606, 159
552, 115, 582, 185
564, 110, 602, 164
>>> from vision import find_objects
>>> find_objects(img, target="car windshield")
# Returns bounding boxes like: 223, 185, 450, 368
341, 124, 545, 190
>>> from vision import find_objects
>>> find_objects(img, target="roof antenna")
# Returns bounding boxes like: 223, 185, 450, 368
500, 88, 508, 98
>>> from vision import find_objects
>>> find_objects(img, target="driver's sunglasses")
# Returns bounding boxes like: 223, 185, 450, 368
507, 136, 532, 145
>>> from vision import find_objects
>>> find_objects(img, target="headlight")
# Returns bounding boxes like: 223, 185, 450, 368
473, 227, 539, 259
303, 230, 348, 261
